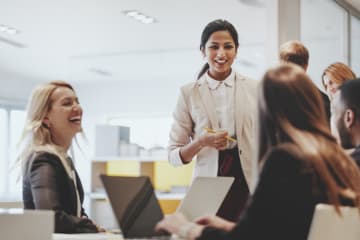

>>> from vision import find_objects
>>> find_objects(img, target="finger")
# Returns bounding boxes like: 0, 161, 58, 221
196, 218, 209, 225
154, 222, 162, 232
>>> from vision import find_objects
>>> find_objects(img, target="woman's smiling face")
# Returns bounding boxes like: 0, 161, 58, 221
201, 30, 237, 80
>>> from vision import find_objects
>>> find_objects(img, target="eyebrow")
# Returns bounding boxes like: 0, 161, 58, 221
60, 96, 75, 102
209, 41, 234, 45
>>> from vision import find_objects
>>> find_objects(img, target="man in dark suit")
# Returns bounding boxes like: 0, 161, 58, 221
279, 41, 331, 122
331, 79, 360, 167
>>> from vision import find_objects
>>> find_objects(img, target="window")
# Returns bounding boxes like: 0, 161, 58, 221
0, 106, 26, 199
351, 15, 360, 74
9, 110, 26, 195
0, 109, 7, 194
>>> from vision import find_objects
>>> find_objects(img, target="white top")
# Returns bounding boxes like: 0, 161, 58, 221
205, 70, 236, 148
172, 71, 237, 164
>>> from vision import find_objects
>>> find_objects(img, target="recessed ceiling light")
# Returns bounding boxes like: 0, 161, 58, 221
0, 25, 6, 32
123, 10, 157, 24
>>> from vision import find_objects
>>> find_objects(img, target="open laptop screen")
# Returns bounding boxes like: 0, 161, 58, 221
100, 175, 169, 239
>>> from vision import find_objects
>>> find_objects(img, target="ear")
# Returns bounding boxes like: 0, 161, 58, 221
42, 117, 50, 128
343, 109, 355, 129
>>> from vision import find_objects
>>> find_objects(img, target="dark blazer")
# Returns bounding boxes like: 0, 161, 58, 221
198, 144, 352, 240
351, 146, 360, 168
23, 151, 98, 233
319, 89, 331, 124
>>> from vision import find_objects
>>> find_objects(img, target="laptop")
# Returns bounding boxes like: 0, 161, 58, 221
0, 208, 54, 240
101, 175, 233, 239
307, 204, 360, 240
100, 175, 170, 239
176, 176, 234, 221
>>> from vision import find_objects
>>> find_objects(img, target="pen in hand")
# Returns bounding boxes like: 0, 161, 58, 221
203, 127, 237, 142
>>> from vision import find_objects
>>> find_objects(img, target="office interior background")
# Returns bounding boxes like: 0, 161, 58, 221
0, 0, 359, 220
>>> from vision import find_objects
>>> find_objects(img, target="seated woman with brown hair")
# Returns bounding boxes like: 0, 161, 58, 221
155, 64, 360, 240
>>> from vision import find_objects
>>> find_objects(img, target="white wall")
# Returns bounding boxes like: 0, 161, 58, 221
0, 69, 39, 105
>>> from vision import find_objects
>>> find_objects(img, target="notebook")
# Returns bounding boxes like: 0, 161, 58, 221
176, 176, 234, 221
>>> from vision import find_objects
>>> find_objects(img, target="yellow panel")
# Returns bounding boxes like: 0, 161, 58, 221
106, 161, 140, 176
159, 199, 181, 214
154, 161, 194, 191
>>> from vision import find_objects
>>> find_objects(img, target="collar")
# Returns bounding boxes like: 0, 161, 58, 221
205, 70, 235, 90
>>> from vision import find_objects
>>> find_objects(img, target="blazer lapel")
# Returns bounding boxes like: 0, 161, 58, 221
195, 76, 220, 129
234, 72, 246, 141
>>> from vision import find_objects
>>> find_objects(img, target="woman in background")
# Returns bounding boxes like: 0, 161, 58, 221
20, 81, 102, 233
322, 62, 356, 100
168, 19, 258, 221
157, 63, 360, 240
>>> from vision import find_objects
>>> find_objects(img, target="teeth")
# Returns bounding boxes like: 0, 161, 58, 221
69, 116, 81, 121
215, 59, 226, 64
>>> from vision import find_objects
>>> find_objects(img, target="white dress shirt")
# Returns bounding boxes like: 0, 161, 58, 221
205, 70, 236, 149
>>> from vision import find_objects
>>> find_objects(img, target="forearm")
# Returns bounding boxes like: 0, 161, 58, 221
179, 137, 204, 164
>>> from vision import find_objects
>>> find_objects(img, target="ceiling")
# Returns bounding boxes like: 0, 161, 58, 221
0, 0, 267, 85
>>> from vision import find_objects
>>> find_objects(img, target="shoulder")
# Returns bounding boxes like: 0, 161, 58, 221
262, 144, 308, 173
180, 81, 197, 93
29, 151, 62, 169
235, 72, 259, 93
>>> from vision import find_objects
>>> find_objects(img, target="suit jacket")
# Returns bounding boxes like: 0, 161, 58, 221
350, 146, 360, 168
168, 72, 258, 192
319, 89, 331, 124
198, 144, 354, 240
23, 151, 98, 233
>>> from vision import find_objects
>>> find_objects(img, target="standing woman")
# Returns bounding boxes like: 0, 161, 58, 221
19, 81, 102, 233
168, 19, 258, 221
322, 62, 356, 100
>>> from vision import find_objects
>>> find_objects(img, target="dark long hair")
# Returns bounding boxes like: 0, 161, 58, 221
197, 19, 239, 79
258, 63, 360, 212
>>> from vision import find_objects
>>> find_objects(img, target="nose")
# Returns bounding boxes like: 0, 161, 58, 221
72, 102, 82, 113
217, 47, 225, 57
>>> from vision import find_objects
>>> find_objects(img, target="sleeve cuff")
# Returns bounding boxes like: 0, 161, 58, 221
168, 148, 185, 167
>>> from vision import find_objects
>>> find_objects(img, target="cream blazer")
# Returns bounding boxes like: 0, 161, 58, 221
168, 72, 259, 192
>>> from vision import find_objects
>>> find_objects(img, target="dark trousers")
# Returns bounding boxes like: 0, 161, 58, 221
216, 147, 249, 221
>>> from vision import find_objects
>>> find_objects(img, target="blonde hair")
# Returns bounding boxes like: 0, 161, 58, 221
321, 62, 356, 90
18, 81, 77, 174
279, 41, 309, 69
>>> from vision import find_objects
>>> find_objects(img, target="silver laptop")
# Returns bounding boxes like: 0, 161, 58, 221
176, 176, 234, 221
0, 208, 54, 240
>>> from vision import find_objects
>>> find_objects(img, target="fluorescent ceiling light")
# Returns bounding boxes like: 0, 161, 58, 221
123, 10, 157, 24
0, 24, 20, 35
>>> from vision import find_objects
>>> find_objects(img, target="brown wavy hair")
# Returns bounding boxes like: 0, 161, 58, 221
321, 62, 356, 90
258, 63, 360, 213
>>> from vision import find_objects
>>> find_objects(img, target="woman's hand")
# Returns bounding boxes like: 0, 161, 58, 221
155, 213, 189, 235
196, 215, 236, 231
81, 216, 106, 232
155, 213, 204, 240
199, 131, 228, 150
